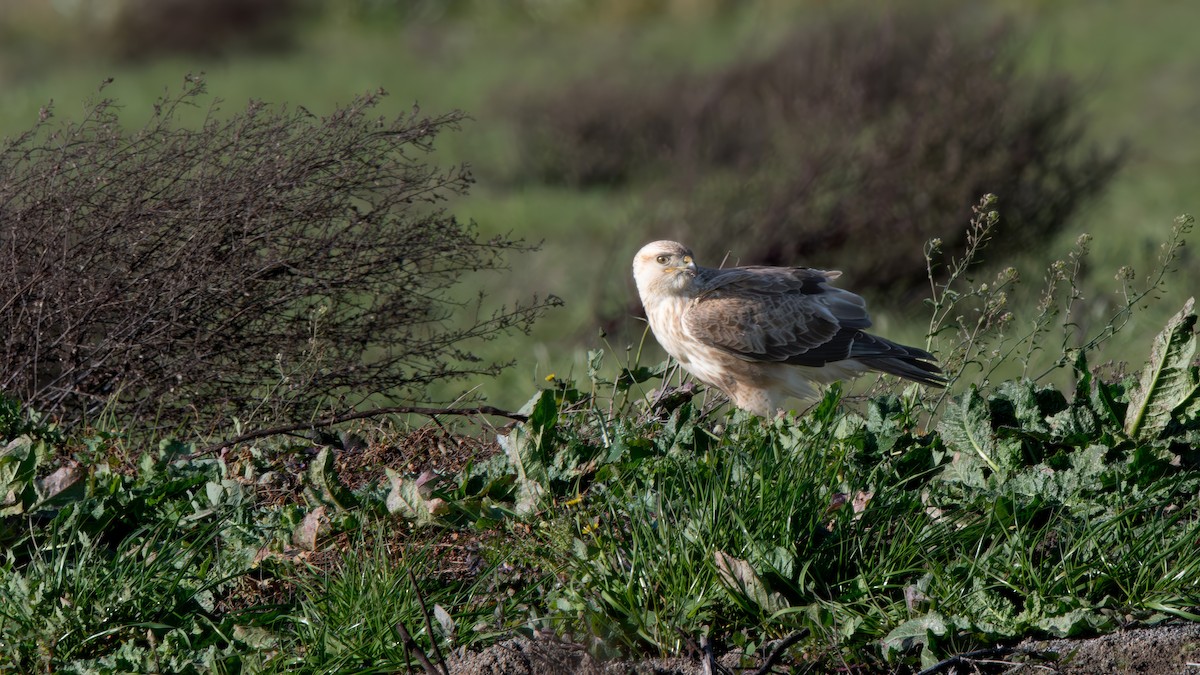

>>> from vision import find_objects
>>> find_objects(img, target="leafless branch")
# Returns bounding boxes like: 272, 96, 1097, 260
750, 630, 810, 675
191, 404, 526, 457
0, 75, 560, 431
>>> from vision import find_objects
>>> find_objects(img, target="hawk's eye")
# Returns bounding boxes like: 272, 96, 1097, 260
655, 255, 670, 265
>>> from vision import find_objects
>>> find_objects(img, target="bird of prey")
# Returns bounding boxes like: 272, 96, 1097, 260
632, 240, 944, 416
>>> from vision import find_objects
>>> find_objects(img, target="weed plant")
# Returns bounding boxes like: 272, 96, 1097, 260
527, 289, 1200, 667
921, 195, 1194, 419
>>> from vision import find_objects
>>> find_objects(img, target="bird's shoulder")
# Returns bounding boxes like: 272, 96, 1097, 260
695, 265, 842, 299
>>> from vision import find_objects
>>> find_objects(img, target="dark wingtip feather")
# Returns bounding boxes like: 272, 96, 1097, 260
845, 333, 946, 387
861, 352, 946, 388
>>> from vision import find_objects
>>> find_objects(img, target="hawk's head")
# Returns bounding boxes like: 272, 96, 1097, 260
633, 240, 698, 299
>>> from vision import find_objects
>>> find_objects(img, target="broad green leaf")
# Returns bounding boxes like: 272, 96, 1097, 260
0, 436, 39, 516
1179, 392, 1200, 426
517, 388, 559, 454
32, 462, 84, 511
939, 388, 1001, 474
303, 447, 358, 511
514, 389, 545, 416
655, 404, 693, 454
1045, 401, 1099, 447
385, 468, 436, 525
511, 477, 547, 516
616, 363, 666, 391
1035, 608, 1114, 638
713, 550, 788, 615
205, 481, 225, 507
957, 579, 1018, 637
882, 612, 948, 658
1001, 443, 1115, 507
193, 589, 216, 613
990, 380, 1053, 434
1125, 297, 1198, 440
433, 604, 456, 640
587, 348, 605, 380
503, 390, 557, 481
497, 422, 550, 515
810, 383, 844, 427
864, 396, 906, 456
1091, 378, 1128, 431
475, 473, 517, 500
232, 624, 280, 650
138, 449, 159, 479
753, 544, 797, 579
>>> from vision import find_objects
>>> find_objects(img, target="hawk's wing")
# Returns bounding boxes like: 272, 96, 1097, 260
683, 266, 916, 367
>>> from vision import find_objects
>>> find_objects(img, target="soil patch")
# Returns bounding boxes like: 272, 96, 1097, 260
1012, 623, 1200, 675
447, 624, 1200, 674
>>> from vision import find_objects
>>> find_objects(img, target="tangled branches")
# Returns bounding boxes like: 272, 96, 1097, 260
0, 76, 559, 430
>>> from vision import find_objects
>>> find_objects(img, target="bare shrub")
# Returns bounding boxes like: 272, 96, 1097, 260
513, 11, 1123, 295
0, 76, 559, 429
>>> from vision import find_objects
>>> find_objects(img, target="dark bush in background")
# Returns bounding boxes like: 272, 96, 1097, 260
514, 12, 1123, 295
106, 0, 301, 60
0, 77, 558, 429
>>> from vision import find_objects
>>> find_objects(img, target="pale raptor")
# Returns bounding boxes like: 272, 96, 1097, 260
632, 240, 944, 416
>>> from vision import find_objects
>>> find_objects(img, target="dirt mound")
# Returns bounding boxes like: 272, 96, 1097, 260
1013, 623, 1200, 674
449, 624, 1200, 674
448, 637, 734, 675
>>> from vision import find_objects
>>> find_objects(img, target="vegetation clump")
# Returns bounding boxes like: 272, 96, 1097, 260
0, 78, 559, 430
1, 289, 1198, 671
105, 0, 301, 59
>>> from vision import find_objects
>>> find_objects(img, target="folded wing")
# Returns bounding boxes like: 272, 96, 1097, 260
683, 266, 944, 386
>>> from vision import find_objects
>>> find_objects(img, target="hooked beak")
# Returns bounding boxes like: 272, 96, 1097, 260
682, 256, 697, 277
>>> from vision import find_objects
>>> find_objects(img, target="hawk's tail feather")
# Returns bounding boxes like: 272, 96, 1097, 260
847, 333, 946, 388
860, 352, 946, 388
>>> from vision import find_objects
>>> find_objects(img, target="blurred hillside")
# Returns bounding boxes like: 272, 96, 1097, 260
1, 0, 1196, 412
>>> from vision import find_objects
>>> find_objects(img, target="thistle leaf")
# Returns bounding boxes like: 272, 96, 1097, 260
304, 447, 358, 511
386, 468, 437, 525
714, 550, 788, 615
938, 388, 1001, 474
1125, 297, 1198, 440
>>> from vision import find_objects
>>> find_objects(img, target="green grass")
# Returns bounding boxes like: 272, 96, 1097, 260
4, 297, 1199, 670
0, 447, 272, 672
275, 533, 532, 673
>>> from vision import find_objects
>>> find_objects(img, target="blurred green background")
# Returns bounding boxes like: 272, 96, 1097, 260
2, 0, 1196, 411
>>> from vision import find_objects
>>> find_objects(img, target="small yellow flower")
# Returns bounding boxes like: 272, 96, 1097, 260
565, 494, 584, 507
582, 517, 601, 536
545, 373, 557, 382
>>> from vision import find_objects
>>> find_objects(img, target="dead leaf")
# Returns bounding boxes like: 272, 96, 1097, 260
292, 506, 329, 551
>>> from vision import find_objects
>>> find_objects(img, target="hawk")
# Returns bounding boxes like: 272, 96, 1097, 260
632, 240, 944, 416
